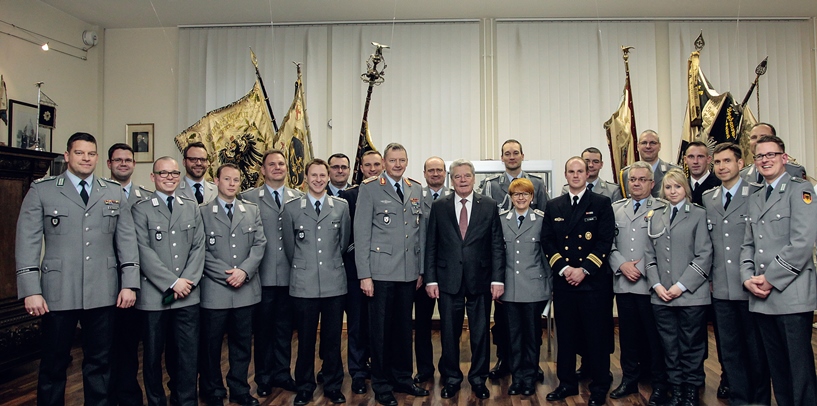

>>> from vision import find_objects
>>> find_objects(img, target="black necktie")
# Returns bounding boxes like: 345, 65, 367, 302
194, 183, 204, 204
765, 185, 773, 201
694, 181, 700, 191
587, 183, 594, 192
225, 203, 233, 221
315, 201, 321, 215
670, 207, 678, 224
433, 192, 439, 200
572, 195, 579, 207
395, 182, 404, 202
274, 190, 281, 208
757, 172, 763, 183
518, 215, 525, 229
724, 192, 732, 210
166, 196, 174, 213
634, 201, 641, 214
79, 180, 89, 205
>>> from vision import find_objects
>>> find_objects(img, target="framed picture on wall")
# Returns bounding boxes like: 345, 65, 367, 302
7, 99, 52, 151
126, 123, 154, 163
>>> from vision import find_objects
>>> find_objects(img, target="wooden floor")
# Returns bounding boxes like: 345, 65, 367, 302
0, 325, 805, 405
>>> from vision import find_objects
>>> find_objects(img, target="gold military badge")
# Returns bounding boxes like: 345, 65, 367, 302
585, 232, 592, 240
804, 191, 812, 204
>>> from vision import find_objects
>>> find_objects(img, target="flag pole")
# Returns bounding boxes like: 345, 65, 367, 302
622, 46, 639, 163
250, 48, 278, 133
352, 42, 388, 185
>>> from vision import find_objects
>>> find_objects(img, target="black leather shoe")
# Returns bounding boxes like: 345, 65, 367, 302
204, 395, 225, 406
588, 394, 607, 406
440, 384, 459, 399
609, 381, 639, 399
716, 383, 730, 399
546, 386, 579, 401
472, 384, 490, 399
537, 367, 545, 383
394, 384, 429, 396
351, 377, 367, 394
508, 382, 522, 396
663, 385, 684, 406
375, 391, 398, 406
521, 384, 535, 396
324, 390, 346, 404
271, 378, 297, 392
413, 372, 433, 384
682, 384, 700, 406
648, 384, 668, 406
228, 394, 260, 406
488, 360, 509, 380
316, 369, 324, 384
294, 390, 312, 405
256, 384, 272, 397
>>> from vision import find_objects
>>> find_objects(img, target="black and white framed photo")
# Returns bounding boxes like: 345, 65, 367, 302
126, 123, 154, 163
8, 99, 51, 151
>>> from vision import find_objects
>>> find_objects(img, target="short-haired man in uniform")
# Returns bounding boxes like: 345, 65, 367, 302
740, 135, 817, 406
480, 139, 549, 380
327, 153, 351, 196
740, 123, 807, 183
177, 142, 217, 204
619, 130, 680, 198
702, 143, 769, 406
561, 147, 622, 201
17, 132, 140, 405
241, 149, 303, 396
132, 157, 205, 406
684, 141, 721, 205
199, 163, 266, 406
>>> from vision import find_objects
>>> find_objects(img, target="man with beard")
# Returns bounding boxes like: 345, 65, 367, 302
177, 142, 217, 204
561, 147, 622, 201
619, 130, 680, 198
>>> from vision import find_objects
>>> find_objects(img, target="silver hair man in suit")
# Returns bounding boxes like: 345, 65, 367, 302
739, 123, 806, 184
106, 142, 151, 406
413, 156, 449, 385
619, 130, 681, 198
608, 161, 668, 405
17, 132, 140, 406
740, 135, 817, 406
177, 142, 217, 204
560, 147, 622, 201
132, 157, 205, 406
702, 143, 769, 406
199, 163, 266, 406
282, 159, 351, 406
480, 139, 548, 381
241, 149, 302, 396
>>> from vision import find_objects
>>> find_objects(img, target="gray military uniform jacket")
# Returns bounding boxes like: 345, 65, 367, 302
740, 162, 806, 184
645, 200, 713, 306
499, 209, 552, 303
132, 193, 205, 310
480, 171, 549, 212
282, 195, 351, 299
610, 197, 667, 295
178, 178, 217, 204
560, 178, 623, 202
620, 159, 680, 198
740, 176, 817, 315
16, 174, 140, 310
200, 199, 266, 309
126, 184, 153, 204
702, 181, 761, 301
355, 174, 424, 282
241, 185, 303, 287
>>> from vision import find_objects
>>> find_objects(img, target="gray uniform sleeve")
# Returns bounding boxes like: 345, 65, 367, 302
764, 183, 817, 291
114, 194, 141, 290
677, 210, 714, 293
354, 185, 374, 279
15, 182, 46, 298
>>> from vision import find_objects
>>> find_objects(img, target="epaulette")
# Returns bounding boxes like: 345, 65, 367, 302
748, 181, 763, 189
133, 198, 151, 206
362, 176, 378, 184
619, 165, 632, 172
346, 184, 359, 190
654, 198, 670, 205
527, 173, 543, 180
702, 187, 717, 196
101, 177, 121, 185
692, 202, 704, 209
484, 174, 501, 181
499, 209, 511, 216
612, 198, 628, 205
329, 195, 349, 205
138, 185, 153, 192
533, 208, 545, 216
240, 198, 257, 206
788, 158, 803, 167
34, 176, 56, 183
177, 194, 194, 201
284, 196, 301, 205
407, 177, 422, 186
790, 176, 806, 183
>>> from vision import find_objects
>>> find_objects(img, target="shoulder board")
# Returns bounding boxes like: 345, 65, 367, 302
527, 173, 542, 180
240, 198, 257, 206
362, 176, 378, 184
34, 176, 56, 184
284, 196, 301, 205
533, 208, 545, 216
138, 185, 153, 192
101, 177, 121, 185
692, 203, 704, 209
612, 198, 628, 205
748, 181, 763, 188
484, 174, 501, 182
407, 177, 421, 185
654, 198, 669, 204
619, 165, 631, 172
177, 194, 194, 201
345, 184, 359, 190
329, 195, 349, 205
561, 183, 569, 189
787, 158, 803, 167
499, 209, 511, 216
198, 202, 209, 207
133, 198, 152, 206
702, 187, 717, 195
790, 176, 805, 183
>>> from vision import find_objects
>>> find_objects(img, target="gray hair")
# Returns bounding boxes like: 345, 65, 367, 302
448, 159, 474, 177
629, 161, 654, 180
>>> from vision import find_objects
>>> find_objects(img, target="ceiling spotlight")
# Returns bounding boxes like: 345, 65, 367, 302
41, 42, 49, 51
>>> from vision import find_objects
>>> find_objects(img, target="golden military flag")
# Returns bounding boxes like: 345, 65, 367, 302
604, 46, 639, 184
272, 63, 314, 190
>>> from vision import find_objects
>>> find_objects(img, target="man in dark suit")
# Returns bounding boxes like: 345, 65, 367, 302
542, 157, 615, 406
327, 153, 351, 196
425, 159, 505, 400
685, 141, 721, 205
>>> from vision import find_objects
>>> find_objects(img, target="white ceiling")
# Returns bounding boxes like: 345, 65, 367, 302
42, 0, 817, 29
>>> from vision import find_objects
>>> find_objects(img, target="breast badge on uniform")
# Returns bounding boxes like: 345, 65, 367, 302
297, 230, 305, 240
804, 191, 812, 204
384, 215, 391, 224
155, 231, 163, 241
554, 217, 565, 222
208, 235, 216, 245
51, 217, 59, 227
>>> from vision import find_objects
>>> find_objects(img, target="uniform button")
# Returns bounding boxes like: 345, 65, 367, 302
249, 227, 253, 231
175, 267, 180, 271
85, 256, 90, 260
85, 227, 90, 231
578, 234, 582, 238
279, 237, 282, 240
761, 220, 765, 224
759, 249, 763, 253
232, 244, 236, 248
666, 259, 670, 262
318, 238, 322, 242
579, 257, 583, 261
231, 234, 236, 237
531, 237, 535, 241
565, 236, 568, 239
319, 261, 323, 265
727, 260, 732, 264
516, 240, 520, 243
318, 226, 322, 230
516, 271, 519, 274
173, 243, 177, 247
565, 246, 569, 250
666, 247, 670, 251
171, 230, 176, 234
726, 247, 730, 251
516, 260, 519, 264
278, 247, 282, 251
278, 227, 282, 231
174, 255, 178, 258
278, 217, 282, 221
759, 235, 763, 239
233, 255, 237, 258
85, 242, 90, 246
724, 220, 728, 224
632, 228, 635, 232
578, 247, 582, 250
406, 235, 409, 238
405, 222, 408, 225
631, 238, 635, 241
516, 251, 520, 254
666, 235, 670, 239
318, 250, 322, 253
724, 233, 729, 237
760, 264, 765, 269
85, 213, 89, 217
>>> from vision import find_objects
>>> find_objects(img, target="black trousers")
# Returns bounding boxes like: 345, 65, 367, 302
438, 288, 491, 387
109, 306, 143, 406
199, 305, 255, 398
368, 280, 415, 394
652, 305, 707, 387
142, 305, 199, 406
491, 301, 510, 365
755, 312, 817, 406
38, 306, 114, 406
616, 293, 666, 386
253, 286, 294, 387
413, 283, 437, 378
345, 277, 370, 379
505, 300, 546, 387
553, 290, 613, 397
292, 295, 346, 393
712, 298, 769, 405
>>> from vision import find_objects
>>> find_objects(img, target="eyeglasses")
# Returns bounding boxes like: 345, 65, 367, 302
628, 177, 651, 183
110, 158, 134, 164
184, 157, 208, 164
511, 192, 531, 198
153, 170, 181, 178
329, 165, 349, 171
753, 152, 784, 161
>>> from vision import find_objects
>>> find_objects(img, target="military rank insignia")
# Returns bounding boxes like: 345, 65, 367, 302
804, 191, 812, 204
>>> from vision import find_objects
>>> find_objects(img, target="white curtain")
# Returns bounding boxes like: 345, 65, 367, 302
668, 20, 815, 172
496, 21, 659, 182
